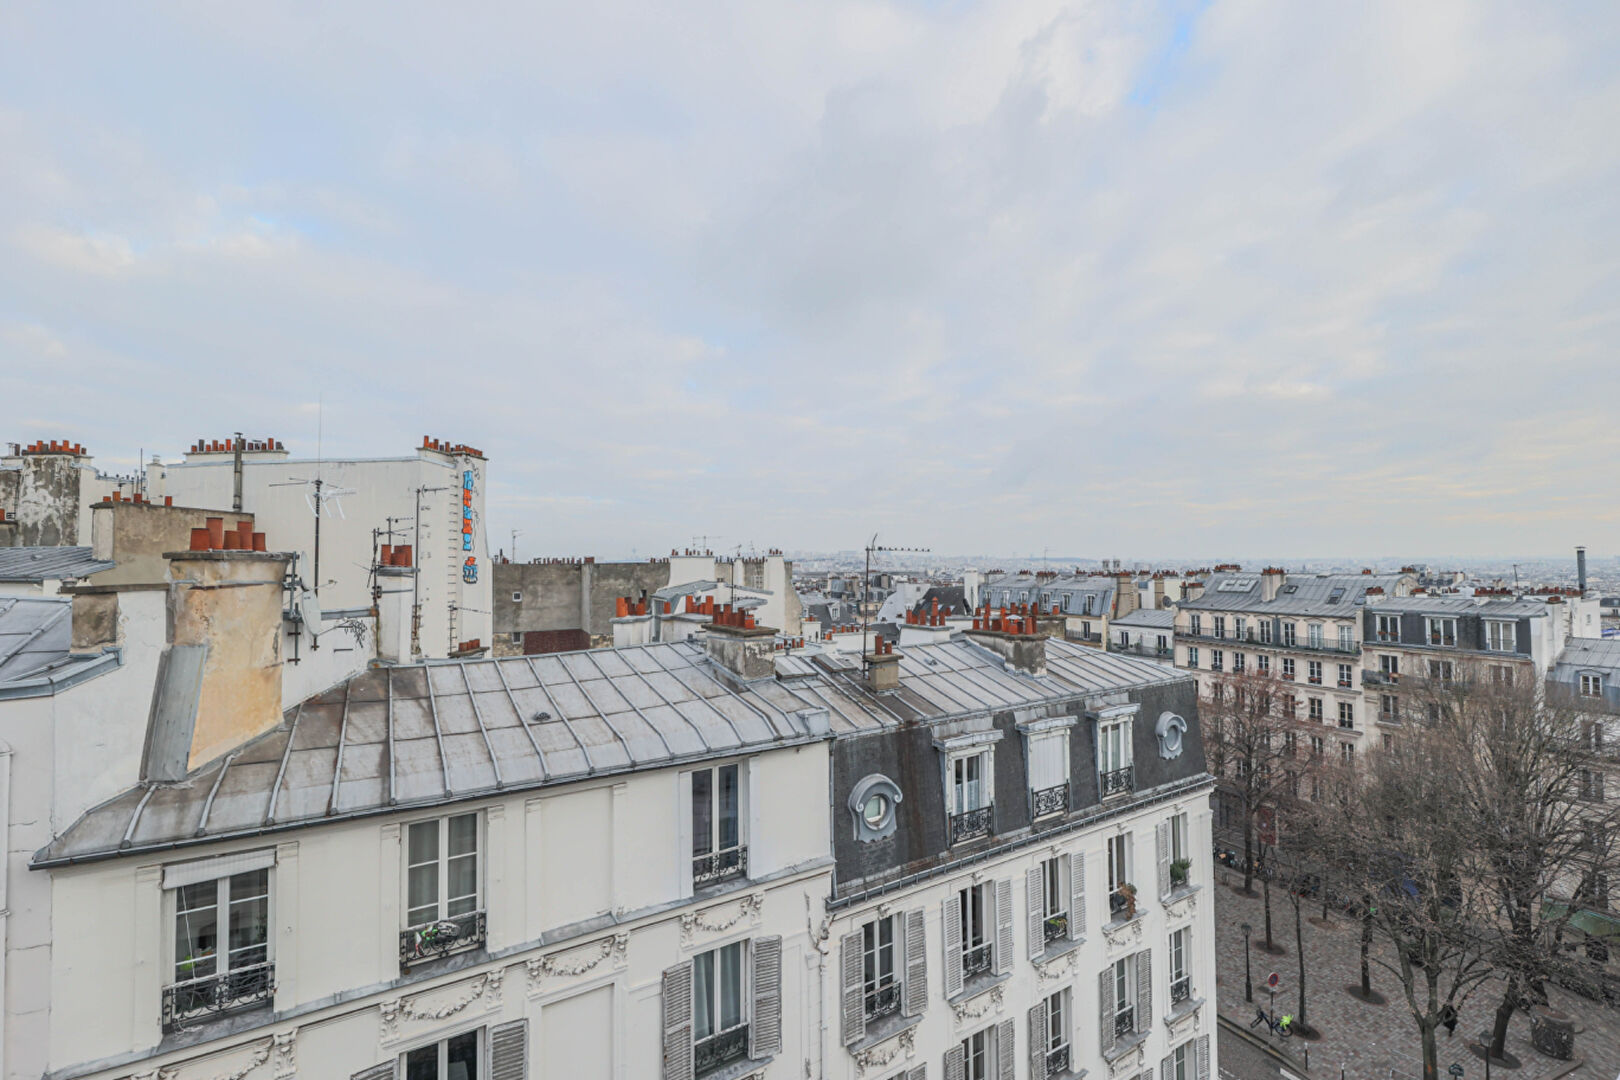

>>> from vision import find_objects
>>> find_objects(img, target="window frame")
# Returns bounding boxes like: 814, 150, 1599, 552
693, 939, 751, 1060
1581, 672, 1605, 698
404, 811, 483, 931
400, 1028, 484, 1080
1485, 620, 1516, 652
691, 761, 748, 887
861, 914, 901, 1021
950, 748, 993, 815
1426, 617, 1458, 647
1308, 698, 1323, 722
1338, 701, 1355, 729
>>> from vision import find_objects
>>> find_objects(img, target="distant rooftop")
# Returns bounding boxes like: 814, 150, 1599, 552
0, 597, 118, 695
0, 547, 115, 584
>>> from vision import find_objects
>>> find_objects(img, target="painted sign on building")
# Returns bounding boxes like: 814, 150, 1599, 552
461, 468, 478, 583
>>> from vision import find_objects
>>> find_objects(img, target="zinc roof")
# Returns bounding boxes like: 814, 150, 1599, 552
0, 596, 114, 691
1182, 571, 1411, 616
0, 547, 115, 584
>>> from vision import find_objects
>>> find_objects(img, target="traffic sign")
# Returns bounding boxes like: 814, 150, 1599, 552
1267, 972, 1281, 990
1448, 1065, 1464, 1078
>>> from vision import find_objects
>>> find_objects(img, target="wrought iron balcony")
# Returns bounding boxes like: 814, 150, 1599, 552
1171, 976, 1191, 1005
161, 962, 274, 1033
1046, 1046, 1071, 1077
1362, 670, 1399, 686
399, 909, 487, 967
1114, 1005, 1136, 1038
1044, 913, 1069, 943
693, 845, 748, 887
963, 942, 993, 977
1109, 889, 1129, 916
864, 982, 901, 1021
1099, 765, 1134, 798
695, 1025, 750, 1076
1031, 783, 1068, 819
950, 805, 993, 844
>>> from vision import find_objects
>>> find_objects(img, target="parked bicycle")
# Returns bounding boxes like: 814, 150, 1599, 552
1249, 1007, 1294, 1038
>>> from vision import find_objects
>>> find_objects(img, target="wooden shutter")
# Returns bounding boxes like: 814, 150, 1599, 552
750, 935, 783, 1059
489, 1020, 528, 1080
1028, 999, 1049, 1080
1026, 866, 1045, 961
663, 961, 694, 1080
1135, 948, 1152, 1034
944, 891, 964, 998
903, 908, 928, 1017
841, 930, 866, 1046
1156, 821, 1172, 900
351, 1067, 395, 1080
994, 878, 1014, 975
907, 1067, 928, 1080
1196, 1035, 1211, 1080
944, 1044, 966, 1080
996, 1017, 1015, 1080
1068, 848, 1086, 939
1099, 966, 1116, 1054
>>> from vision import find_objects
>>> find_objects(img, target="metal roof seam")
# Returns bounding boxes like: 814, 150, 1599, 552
622, 648, 711, 746
327, 679, 354, 816
557, 654, 637, 767
639, 645, 746, 745
522, 657, 591, 765
461, 663, 504, 788
264, 705, 302, 825
424, 668, 453, 795
196, 751, 238, 836
580, 650, 673, 757
493, 659, 550, 782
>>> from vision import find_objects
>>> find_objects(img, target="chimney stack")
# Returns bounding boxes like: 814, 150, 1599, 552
1260, 566, 1285, 603
704, 617, 777, 686
1577, 546, 1588, 598
376, 559, 417, 663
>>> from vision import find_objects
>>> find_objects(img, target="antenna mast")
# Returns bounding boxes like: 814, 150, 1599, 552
862, 534, 930, 666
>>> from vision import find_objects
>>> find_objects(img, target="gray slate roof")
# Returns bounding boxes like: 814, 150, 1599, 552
1370, 595, 1549, 617
1181, 571, 1410, 617
0, 597, 115, 692
1552, 636, 1620, 674
1112, 608, 1175, 630
0, 547, 114, 584
37, 636, 1187, 865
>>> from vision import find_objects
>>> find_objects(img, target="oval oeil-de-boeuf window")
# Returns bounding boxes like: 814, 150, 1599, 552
862, 793, 889, 827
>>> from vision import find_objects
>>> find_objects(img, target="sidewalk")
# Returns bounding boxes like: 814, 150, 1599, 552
1210, 870, 1620, 1080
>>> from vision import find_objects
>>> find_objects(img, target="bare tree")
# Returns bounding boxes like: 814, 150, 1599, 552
1202, 668, 1302, 895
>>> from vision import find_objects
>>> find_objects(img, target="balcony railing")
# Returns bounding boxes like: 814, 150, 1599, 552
400, 910, 488, 967
1031, 783, 1068, 819
1177, 628, 1358, 655
1113, 1005, 1136, 1038
1044, 913, 1069, 943
1337, 678, 1353, 688
1099, 765, 1134, 798
1362, 670, 1399, 686
693, 845, 748, 887
1046, 1046, 1071, 1077
864, 982, 901, 1021
1171, 976, 1191, 1006
1108, 642, 1175, 659
950, 805, 993, 844
695, 1025, 750, 1076
162, 962, 275, 1033
963, 942, 993, 977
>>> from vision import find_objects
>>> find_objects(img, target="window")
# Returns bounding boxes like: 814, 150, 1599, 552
1234, 616, 1247, 640
1582, 673, 1605, 697
1118, 631, 1130, 647
1340, 742, 1355, 766
1167, 1041, 1192, 1080
1213, 616, 1226, 639
1309, 736, 1324, 759
1308, 698, 1323, 721
692, 764, 746, 885
1233, 652, 1246, 673
1186, 646, 1199, 669
1111, 956, 1137, 1035
508, 631, 522, 646
1492, 665, 1514, 685
1427, 659, 1454, 685
1169, 927, 1191, 1006
1282, 622, 1297, 647
958, 884, 991, 977
1380, 654, 1399, 679
1376, 614, 1400, 642
1098, 715, 1133, 796
1283, 695, 1298, 719
1338, 625, 1354, 651
1028, 731, 1069, 817
1380, 694, 1399, 723
1426, 617, 1457, 647
1169, 812, 1190, 888
1281, 657, 1295, 681
1337, 663, 1353, 688
1580, 769, 1604, 802
862, 916, 901, 1021
1189, 614, 1202, 635
1307, 660, 1322, 685
1256, 654, 1270, 675
1583, 720, 1606, 751
1061, 594, 1071, 613
694, 941, 747, 1072
404, 1031, 480, 1080
1486, 620, 1516, 652
1210, 649, 1224, 672
168, 868, 272, 1030
512, 591, 523, 602
1382, 733, 1394, 750
1157, 634, 1169, 653
1081, 620, 1093, 639
1283, 730, 1297, 757
1107, 833, 1132, 918
1259, 621, 1273, 644
1045, 989, 1071, 1074
1039, 855, 1070, 943
1338, 702, 1355, 729
959, 1026, 993, 1080
1306, 624, 1323, 649
952, 750, 991, 814
403, 814, 483, 964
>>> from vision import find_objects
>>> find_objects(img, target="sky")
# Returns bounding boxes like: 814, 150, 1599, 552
3, 1, 1619, 561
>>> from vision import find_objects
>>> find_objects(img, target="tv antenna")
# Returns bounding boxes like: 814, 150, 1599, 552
510, 529, 523, 564
270, 474, 356, 600
691, 534, 721, 552
862, 534, 931, 664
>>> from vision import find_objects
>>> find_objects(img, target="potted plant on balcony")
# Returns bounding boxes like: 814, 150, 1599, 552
1114, 882, 1137, 921
1170, 857, 1192, 888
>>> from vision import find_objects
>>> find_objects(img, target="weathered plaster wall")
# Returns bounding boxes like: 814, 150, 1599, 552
90, 503, 251, 586
12, 454, 82, 546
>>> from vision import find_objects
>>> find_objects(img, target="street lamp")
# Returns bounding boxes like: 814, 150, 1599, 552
1241, 922, 1254, 1003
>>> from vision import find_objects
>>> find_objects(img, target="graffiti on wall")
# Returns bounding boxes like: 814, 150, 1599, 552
461, 468, 478, 583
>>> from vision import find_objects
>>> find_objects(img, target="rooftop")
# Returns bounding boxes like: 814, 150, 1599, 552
0, 546, 115, 584
0, 597, 117, 694
37, 635, 1186, 866
1181, 571, 1410, 616
1112, 608, 1175, 629
1369, 595, 1549, 617
1552, 636, 1620, 674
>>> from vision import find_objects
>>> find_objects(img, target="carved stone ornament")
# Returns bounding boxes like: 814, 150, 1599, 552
1163, 888, 1199, 919
1036, 948, 1079, 983
525, 933, 629, 992
950, 984, 1005, 1024
272, 1031, 297, 1078
1102, 916, 1145, 949
1106, 1041, 1146, 1077
1156, 711, 1187, 759
680, 892, 765, 944
125, 1038, 274, 1080
1165, 999, 1202, 1039
854, 1027, 917, 1076
380, 971, 500, 1042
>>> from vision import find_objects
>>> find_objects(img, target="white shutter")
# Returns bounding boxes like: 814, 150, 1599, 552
750, 935, 783, 1059
1135, 949, 1152, 1034
163, 848, 276, 889
1099, 967, 1116, 1054
994, 878, 1014, 975
1196, 1035, 1211, 1080
944, 892, 964, 998
1068, 850, 1086, 939
489, 1020, 528, 1080
945, 1045, 966, 1080
1156, 821, 1172, 900
352, 1067, 395, 1080
908, 1067, 928, 1080
1026, 866, 1045, 961
903, 908, 928, 1017
1028, 1000, 1049, 1080
841, 930, 866, 1046
663, 961, 694, 1080
1161, 1057, 1172, 1080
996, 1018, 1016, 1080
1029, 733, 1066, 790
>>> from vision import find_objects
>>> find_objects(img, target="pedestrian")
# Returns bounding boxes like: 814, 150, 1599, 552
1441, 1003, 1458, 1038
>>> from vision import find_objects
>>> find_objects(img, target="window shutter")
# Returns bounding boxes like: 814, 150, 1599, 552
1135, 949, 1152, 1033
490, 1020, 528, 1080
1196, 1036, 1210, 1080
995, 878, 1014, 975
907, 1067, 928, 1080
351, 1066, 395, 1080
944, 893, 964, 998
841, 931, 866, 1046
1027, 999, 1049, 1080
944, 1045, 966, 1080
1068, 850, 1086, 939
750, 935, 783, 1059
1160, 1056, 1172, 1080
1156, 821, 1171, 900
1026, 866, 1044, 961
903, 908, 928, 1017
662, 961, 695, 1080
996, 1018, 1016, 1080
1099, 967, 1116, 1054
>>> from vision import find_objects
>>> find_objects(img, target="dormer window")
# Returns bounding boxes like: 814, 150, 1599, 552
1098, 709, 1135, 798
1485, 620, 1516, 652
1426, 617, 1457, 647
1582, 673, 1605, 697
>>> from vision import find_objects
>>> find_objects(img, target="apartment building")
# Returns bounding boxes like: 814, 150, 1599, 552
1109, 610, 1175, 663
1548, 638, 1620, 940
1173, 568, 1415, 756
979, 572, 1138, 649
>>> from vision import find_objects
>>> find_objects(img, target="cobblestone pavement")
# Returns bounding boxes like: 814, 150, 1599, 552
1210, 871, 1620, 1080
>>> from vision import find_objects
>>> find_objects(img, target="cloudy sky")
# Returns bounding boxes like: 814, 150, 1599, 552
3, 2, 1618, 560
